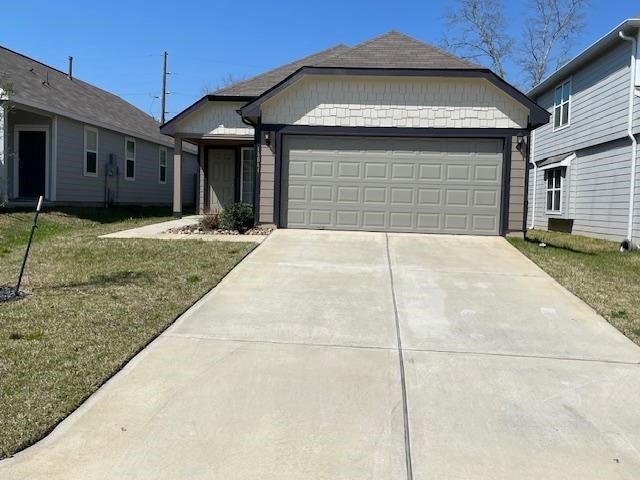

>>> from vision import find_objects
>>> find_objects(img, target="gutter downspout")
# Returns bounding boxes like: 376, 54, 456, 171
528, 129, 537, 229
619, 31, 640, 246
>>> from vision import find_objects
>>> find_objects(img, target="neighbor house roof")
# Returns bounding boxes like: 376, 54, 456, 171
528, 17, 640, 98
212, 45, 350, 97
0, 46, 172, 146
316, 31, 479, 69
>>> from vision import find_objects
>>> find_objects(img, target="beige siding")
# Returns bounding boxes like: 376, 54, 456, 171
258, 143, 275, 223
508, 136, 526, 232
262, 75, 529, 129
171, 102, 253, 137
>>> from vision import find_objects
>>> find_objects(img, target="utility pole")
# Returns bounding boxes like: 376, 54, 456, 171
161, 51, 168, 124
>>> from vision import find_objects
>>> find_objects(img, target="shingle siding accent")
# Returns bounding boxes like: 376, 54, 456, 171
528, 137, 639, 241
508, 137, 526, 232
262, 76, 529, 129
173, 102, 253, 137
258, 143, 275, 223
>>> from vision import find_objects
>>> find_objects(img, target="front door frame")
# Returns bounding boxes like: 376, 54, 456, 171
13, 124, 50, 199
205, 145, 240, 212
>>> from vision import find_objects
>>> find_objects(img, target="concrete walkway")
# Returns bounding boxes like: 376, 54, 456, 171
1, 230, 640, 479
99, 215, 266, 243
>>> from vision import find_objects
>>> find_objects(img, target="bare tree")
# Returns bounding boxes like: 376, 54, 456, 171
519, 0, 587, 87
200, 73, 249, 95
442, 0, 512, 78
442, 0, 588, 88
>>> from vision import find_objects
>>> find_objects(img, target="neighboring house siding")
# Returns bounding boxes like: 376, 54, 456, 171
56, 116, 196, 205
528, 137, 639, 241
173, 102, 253, 137
258, 143, 275, 223
532, 42, 632, 160
261, 75, 529, 129
508, 137, 526, 232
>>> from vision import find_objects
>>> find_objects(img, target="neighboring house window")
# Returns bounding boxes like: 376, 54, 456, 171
159, 147, 167, 184
125, 138, 136, 180
546, 167, 563, 213
553, 80, 571, 129
84, 127, 98, 176
240, 147, 256, 205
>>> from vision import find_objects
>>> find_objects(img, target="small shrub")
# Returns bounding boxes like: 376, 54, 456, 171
201, 212, 221, 231
186, 274, 201, 283
221, 203, 254, 233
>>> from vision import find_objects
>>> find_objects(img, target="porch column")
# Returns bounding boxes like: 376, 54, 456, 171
0, 104, 7, 204
172, 136, 182, 218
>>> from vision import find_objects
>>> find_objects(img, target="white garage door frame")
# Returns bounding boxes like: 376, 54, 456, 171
268, 126, 524, 236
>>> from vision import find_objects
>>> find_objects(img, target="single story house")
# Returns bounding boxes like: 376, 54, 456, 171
527, 17, 640, 245
0, 46, 197, 207
162, 31, 549, 235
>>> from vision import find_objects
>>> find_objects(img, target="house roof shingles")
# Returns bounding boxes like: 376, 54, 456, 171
212, 45, 351, 97
0, 46, 170, 145
214, 31, 480, 98
316, 31, 480, 69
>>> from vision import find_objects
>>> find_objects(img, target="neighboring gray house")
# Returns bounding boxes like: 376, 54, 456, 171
162, 31, 548, 236
527, 18, 640, 244
0, 46, 197, 207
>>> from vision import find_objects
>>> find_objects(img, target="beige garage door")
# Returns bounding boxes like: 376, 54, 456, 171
282, 136, 504, 235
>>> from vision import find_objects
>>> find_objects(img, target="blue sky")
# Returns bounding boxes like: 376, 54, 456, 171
2, 0, 637, 121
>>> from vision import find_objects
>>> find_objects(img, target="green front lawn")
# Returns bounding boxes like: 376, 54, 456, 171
509, 229, 640, 347
0, 207, 255, 459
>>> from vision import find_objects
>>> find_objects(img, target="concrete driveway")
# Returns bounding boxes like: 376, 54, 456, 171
2, 230, 640, 479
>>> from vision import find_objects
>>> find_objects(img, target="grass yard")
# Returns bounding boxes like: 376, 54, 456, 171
0, 207, 256, 459
509, 229, 640, 348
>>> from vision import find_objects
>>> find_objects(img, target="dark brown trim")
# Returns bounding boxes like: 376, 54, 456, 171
500, 137, 513, 236
275, 130, 516, 235
241, 66, 550, 126
522, 134, 532, 232
263, 124, 529, 138
253, 121, 262, 224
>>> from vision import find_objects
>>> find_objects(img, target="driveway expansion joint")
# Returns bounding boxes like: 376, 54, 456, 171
385, 233, 414, 480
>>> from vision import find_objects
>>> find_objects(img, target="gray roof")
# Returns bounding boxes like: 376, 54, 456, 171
316, 31, 479, 69
213, 45, 350, 97
0, 46, 171, 146
213, 31, 478, 98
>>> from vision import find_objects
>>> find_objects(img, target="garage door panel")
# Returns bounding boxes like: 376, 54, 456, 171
285, 136, 503, 235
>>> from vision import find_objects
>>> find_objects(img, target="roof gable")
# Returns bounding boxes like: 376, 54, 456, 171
212, 45, 350, 97
316, 31, 479, 69
0, 46, 170, 145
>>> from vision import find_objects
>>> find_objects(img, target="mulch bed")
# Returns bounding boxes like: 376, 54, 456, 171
0, 285, 28, 303
165, 224, 274, 236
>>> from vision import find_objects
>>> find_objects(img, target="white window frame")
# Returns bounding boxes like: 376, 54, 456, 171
124, 137, 136, 180
553, 79, 571, 131
545, 167, 563, 214
158, 147, 167, 184
83, 126, 98, 177
240, 147, 255, 205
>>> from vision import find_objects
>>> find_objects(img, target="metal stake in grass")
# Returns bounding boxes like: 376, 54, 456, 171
15, 195, 44, 296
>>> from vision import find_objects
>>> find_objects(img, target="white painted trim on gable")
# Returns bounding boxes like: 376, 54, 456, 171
538, 152, 576, 171
13, 125, 50, 199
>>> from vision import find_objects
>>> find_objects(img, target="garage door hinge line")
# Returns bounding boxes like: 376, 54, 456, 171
385, 233, 414, 480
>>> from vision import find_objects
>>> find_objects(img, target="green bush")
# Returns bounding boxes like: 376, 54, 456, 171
221, 203, 254, 233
